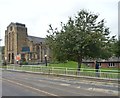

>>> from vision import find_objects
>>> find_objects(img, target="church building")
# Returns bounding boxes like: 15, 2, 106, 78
4, 22, 50, 64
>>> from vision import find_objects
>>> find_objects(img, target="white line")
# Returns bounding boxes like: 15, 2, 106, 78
76, 86, 81, 88
53, 79, 59, 80
38, 80, 44, 82
24, 78, 28, 79
94, 88, 118, 95
87, 87, 118, 96
60, 83, 70, 86
3, 78, 58, 96
87, 88, 93, 90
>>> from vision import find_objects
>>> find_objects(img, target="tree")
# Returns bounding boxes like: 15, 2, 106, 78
46, 9, 116, 70
114, 39, 120, 58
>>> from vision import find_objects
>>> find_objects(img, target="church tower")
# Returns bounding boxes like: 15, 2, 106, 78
5, 22, 28, 63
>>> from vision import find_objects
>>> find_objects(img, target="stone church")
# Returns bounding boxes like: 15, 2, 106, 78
4, 22, 50, 64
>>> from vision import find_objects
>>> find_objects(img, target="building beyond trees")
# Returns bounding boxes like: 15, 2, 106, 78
4, 22, 50, 64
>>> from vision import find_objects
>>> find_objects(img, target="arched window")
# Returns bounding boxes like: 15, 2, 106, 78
10, 26, 13, 31
12, 53, 14, 60
12, 53, 14, 64
8, 53, 10, 62
36, 45, 40, 59
36, 46, 40, 52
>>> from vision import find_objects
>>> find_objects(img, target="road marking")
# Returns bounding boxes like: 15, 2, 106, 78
3, 78, 58, 96
87, 88, 93, 90
38, 80, 44, 82
75, 81, 118, 88
94, 88, 118, 95
76, 86, 81, 88
60, 83, 70, 86
87, 87, 118, 96
53, 79, 59, 80
24, 78, 28, 79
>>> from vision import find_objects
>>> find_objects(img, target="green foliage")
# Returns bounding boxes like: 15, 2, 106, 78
46, 9, 116, 70
114, 39, 120, 57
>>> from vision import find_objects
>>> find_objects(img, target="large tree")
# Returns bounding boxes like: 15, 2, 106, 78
114, 39, 120, 58
46, 9, 115, 70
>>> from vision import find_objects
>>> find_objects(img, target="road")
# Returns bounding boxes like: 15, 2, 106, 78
2, 70, 119, 96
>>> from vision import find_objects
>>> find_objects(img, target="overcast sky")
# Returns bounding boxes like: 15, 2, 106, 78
0, 0, 119, 46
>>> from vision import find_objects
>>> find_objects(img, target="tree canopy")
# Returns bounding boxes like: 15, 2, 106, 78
46, 9, 116, 70
114, 39, 120, 58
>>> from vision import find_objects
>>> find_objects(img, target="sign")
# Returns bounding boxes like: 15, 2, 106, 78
15, 55, 21, 61
22, 47, 30, 52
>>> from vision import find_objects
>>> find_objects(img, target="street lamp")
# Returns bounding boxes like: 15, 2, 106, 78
44, 54, 47, 66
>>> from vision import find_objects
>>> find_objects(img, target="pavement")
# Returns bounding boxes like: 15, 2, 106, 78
2, 70, 119, 96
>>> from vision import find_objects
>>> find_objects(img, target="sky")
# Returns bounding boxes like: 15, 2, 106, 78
0, 0, 119, 46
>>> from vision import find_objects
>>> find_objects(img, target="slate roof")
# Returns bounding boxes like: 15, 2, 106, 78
27, 35, 45, 44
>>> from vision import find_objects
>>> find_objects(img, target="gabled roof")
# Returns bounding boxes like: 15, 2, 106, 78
27, 35, 45, 44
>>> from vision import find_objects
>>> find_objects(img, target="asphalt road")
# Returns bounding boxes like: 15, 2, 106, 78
2, 70, 119, 96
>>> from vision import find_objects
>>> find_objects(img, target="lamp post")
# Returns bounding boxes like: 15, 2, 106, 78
44, 54, 47, 66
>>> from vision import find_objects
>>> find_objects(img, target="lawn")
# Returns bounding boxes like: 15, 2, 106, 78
48, 61, 119, 71
48, 61, 89, 69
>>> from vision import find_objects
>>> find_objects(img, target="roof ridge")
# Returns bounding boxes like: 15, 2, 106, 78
28, 35, 45, 39
27, 35, 45, 44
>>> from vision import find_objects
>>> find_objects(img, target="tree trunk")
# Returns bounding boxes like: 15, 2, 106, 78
77, 56, 82, 71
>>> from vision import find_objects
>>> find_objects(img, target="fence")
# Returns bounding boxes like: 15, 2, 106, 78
4, 65, 119, 80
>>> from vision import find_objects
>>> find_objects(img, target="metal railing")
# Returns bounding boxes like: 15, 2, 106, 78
4, 65, 119, 80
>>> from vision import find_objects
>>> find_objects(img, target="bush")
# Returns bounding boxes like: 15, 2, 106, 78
23, 61, 28, 65
20, 61, 28, 65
